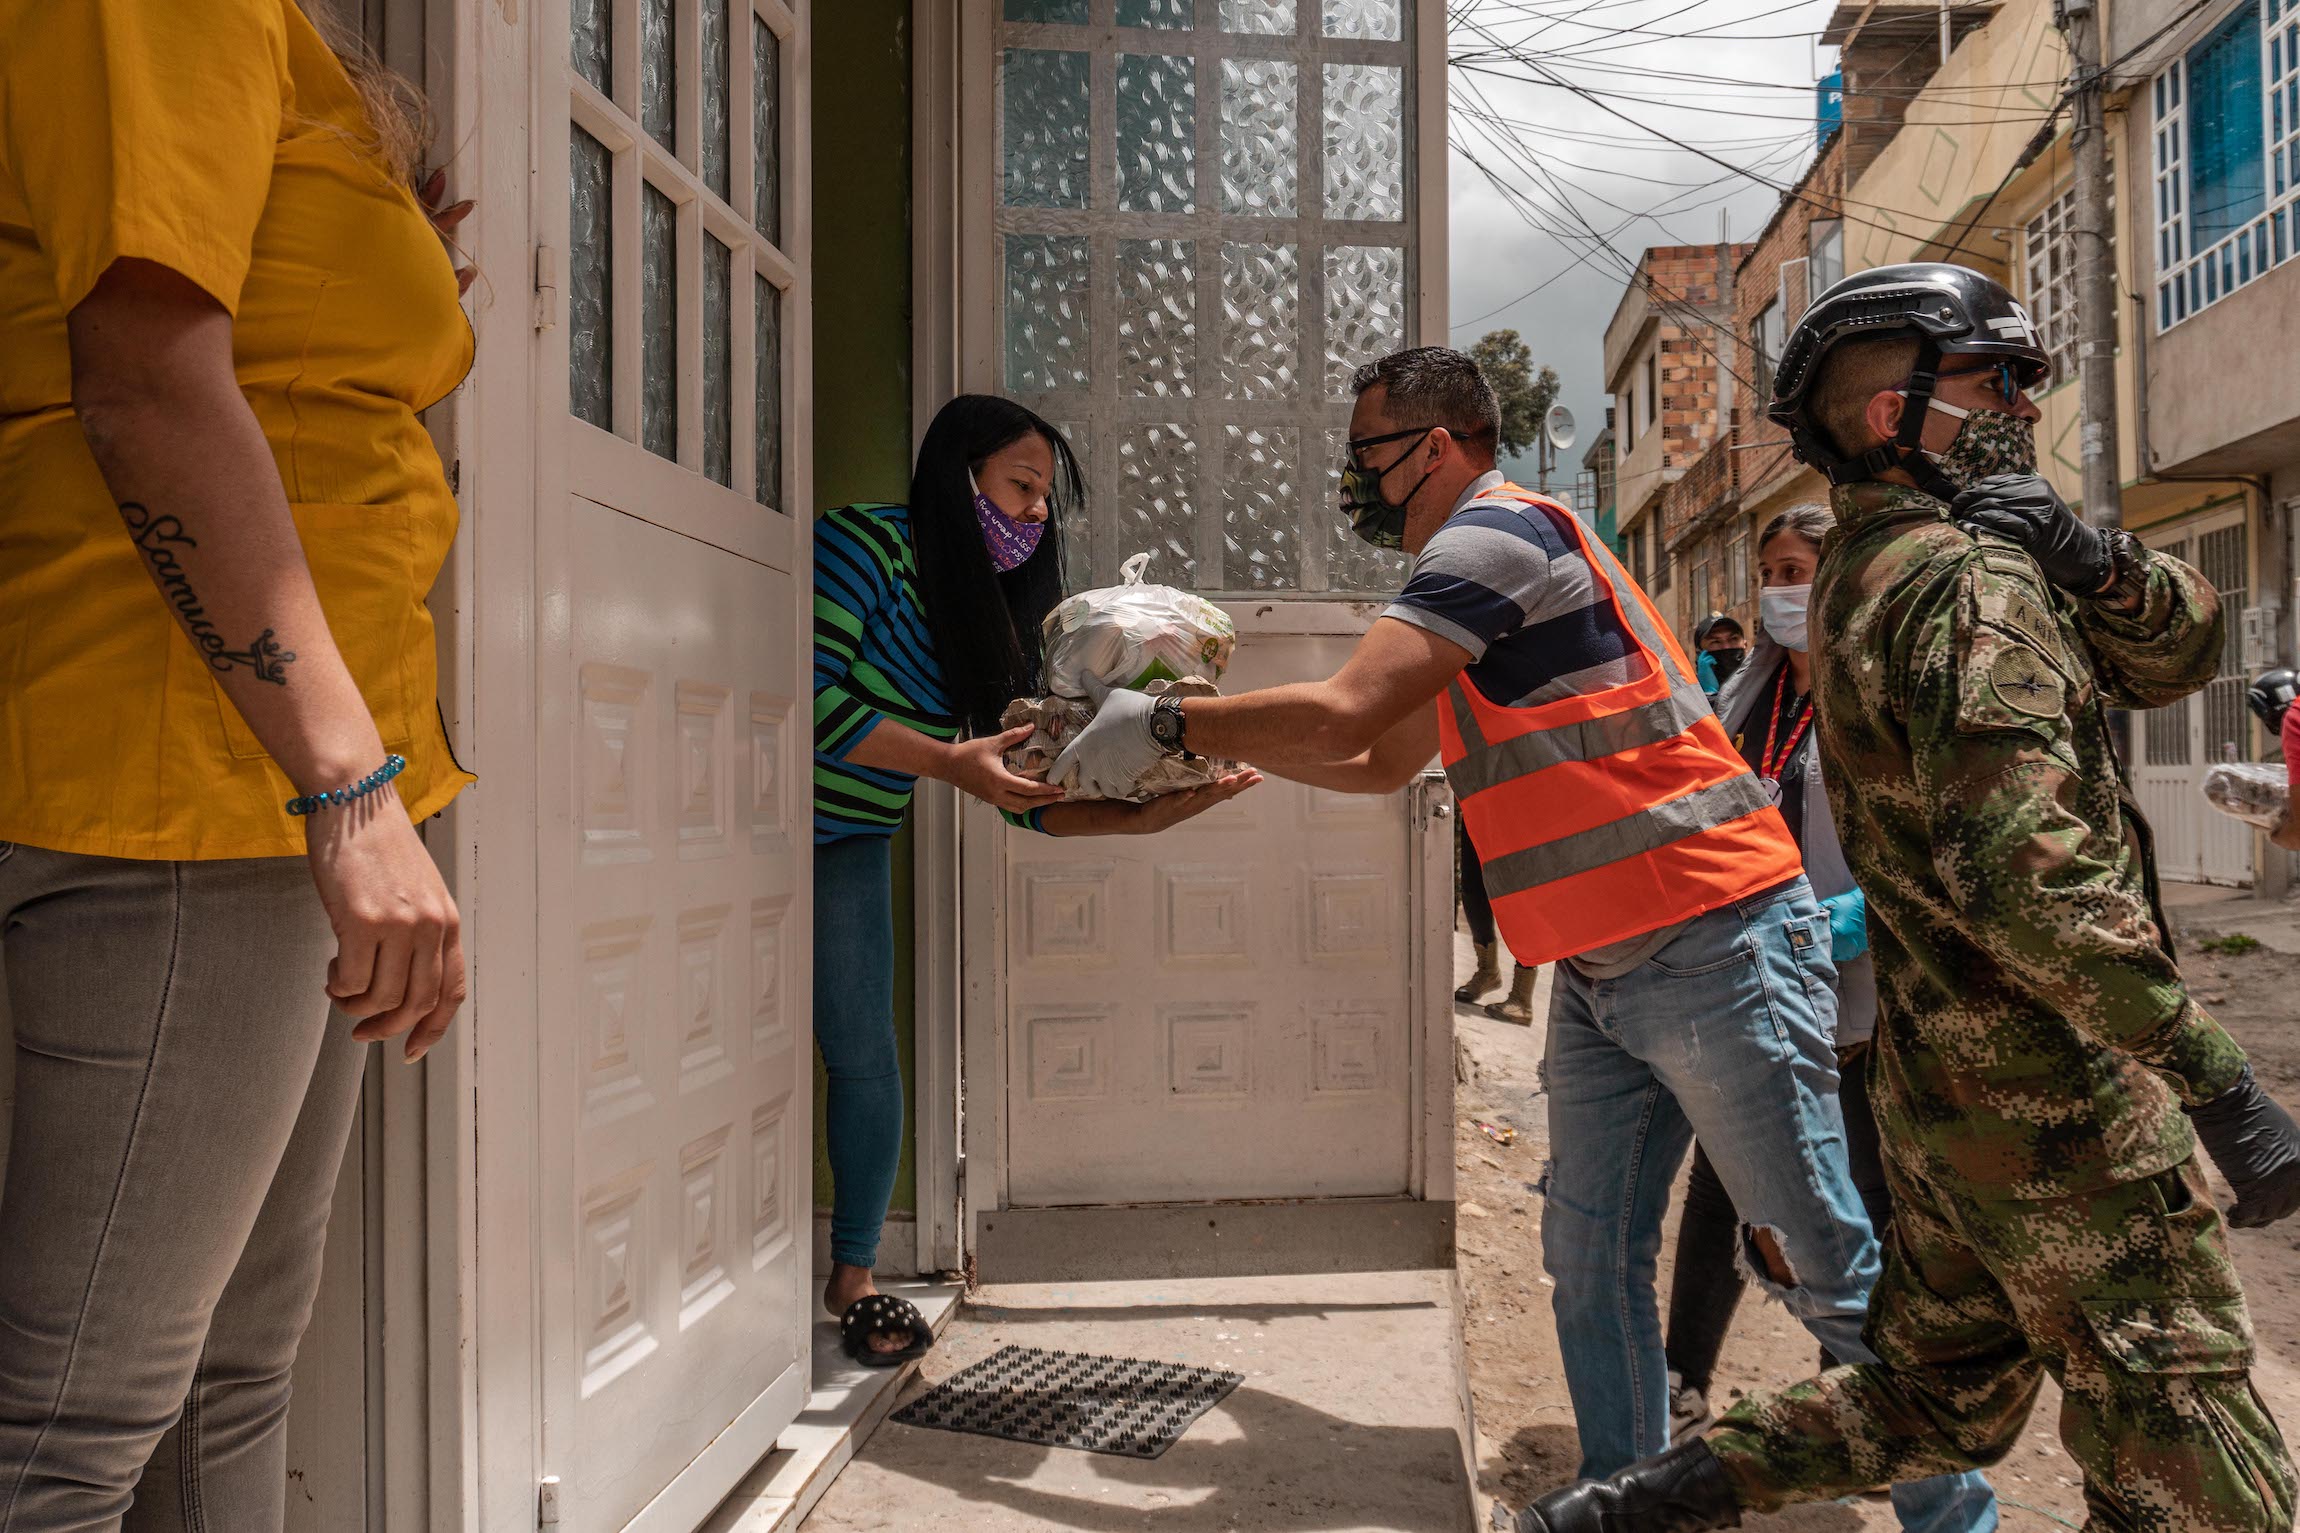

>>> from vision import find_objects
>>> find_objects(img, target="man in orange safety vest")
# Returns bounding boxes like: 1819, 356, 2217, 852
1054, 346, 1995, 1533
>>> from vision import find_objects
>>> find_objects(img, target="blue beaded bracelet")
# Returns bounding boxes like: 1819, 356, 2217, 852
287, 754, 407, 817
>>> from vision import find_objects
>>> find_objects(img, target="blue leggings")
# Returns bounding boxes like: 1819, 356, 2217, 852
812, 834, 905, 1271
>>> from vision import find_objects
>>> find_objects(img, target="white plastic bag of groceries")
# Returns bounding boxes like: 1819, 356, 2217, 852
1002, 677, 1242, 802
2202, 761, 2290, 829
1042, 552, 1236, 699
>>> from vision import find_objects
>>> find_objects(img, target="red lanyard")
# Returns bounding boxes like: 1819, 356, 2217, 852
1759, 664, 1813, 783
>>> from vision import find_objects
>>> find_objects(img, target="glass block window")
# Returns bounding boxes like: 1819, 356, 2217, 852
997, 3, 1420, 593
1222, 0, 1295, 32
564, 0, 795, 510
1324, 0, 1400, 39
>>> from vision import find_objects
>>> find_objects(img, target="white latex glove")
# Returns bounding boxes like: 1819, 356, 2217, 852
1049, 681, 1164, 800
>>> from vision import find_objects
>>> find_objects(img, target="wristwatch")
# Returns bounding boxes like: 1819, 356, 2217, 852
1148, 694, 1193, 758
2092, 526, 2147, 605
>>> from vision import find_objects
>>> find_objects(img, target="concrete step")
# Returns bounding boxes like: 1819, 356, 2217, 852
698, 1280, 963, 1533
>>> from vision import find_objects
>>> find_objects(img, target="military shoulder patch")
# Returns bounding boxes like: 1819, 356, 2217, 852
1987, 646, 2066, 719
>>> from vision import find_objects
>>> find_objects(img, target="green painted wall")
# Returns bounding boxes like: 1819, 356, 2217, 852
812, 0, 917, 1223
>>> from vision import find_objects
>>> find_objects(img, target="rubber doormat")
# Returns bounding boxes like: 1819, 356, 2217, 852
892, 1345, 1243, 1460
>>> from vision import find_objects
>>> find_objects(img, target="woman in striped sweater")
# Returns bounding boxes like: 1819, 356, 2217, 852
814, 395, 1258, 1362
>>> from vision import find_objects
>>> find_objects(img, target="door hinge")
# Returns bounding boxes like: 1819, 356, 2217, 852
538, 1475, 562, 1529
533, 244, 560, 332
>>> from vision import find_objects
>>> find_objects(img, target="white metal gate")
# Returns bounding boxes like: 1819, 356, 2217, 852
2136, 514, 2253, 886
956, 0, 1453, 1246
529, 0, 815, 1526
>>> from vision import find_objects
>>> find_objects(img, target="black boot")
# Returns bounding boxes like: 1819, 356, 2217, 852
1508, 1439, 1742, 1533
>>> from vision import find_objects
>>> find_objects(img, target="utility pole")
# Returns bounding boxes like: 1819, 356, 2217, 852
2058, 0, 2123, 529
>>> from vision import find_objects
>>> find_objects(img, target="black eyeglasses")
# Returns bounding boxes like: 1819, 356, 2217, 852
1345, 425, 1437, 468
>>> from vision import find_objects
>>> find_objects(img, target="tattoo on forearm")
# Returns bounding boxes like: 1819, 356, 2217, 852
119, 501, 300, 685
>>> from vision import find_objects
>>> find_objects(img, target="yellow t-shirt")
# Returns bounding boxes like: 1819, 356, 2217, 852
0, 0, 476, 859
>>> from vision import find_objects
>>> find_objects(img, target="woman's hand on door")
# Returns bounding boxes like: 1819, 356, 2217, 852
945, 725, 1067, 814
419, 168, 477, 296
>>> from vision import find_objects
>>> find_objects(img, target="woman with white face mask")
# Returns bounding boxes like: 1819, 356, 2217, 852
1662, 503, 1897, 1438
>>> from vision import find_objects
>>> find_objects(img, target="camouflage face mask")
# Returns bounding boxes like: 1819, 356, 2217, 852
1927, 405, 2038, 494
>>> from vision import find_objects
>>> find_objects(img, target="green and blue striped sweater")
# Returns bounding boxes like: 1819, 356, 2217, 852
813, 504, 1045, 842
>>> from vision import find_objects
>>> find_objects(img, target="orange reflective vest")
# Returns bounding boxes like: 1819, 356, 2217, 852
1437, 485, 1805, 965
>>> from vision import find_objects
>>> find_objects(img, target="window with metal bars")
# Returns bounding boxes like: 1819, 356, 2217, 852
2024, 182, 2083, 386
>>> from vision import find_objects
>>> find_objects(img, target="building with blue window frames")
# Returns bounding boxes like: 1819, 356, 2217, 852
2117, 0, 2300, 894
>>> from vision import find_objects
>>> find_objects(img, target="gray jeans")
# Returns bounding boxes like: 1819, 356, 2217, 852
0, 844, 363, 1532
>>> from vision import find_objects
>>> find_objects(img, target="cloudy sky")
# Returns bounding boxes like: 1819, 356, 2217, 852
1443, 0, 1847, 491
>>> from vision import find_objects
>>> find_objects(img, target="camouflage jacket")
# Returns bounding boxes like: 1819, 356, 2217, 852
1812, 481, 2250, 1198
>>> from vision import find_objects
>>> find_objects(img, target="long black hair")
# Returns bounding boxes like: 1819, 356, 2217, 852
907, 395, 1083, 738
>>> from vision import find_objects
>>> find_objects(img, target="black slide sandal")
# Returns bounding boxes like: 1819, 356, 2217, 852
838, 1293, 934, 1368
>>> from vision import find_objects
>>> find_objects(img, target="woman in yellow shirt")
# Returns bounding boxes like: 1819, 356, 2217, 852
0, 3, 474, 1525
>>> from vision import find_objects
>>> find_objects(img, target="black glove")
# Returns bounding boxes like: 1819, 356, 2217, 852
1951, 474, 2114, 596
2186, 1065, 2300, 1227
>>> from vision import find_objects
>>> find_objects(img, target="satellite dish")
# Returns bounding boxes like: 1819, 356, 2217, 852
1545, 404, 1577, 453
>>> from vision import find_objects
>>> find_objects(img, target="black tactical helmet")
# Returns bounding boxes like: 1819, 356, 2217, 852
1768, 263, 2052, 497
2247, 668, 2300, 731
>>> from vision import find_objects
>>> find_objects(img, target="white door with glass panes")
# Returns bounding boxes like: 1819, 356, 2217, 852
970, 0, 1452, 1213
2136, 516, 2253, 887
532, 0, 812, 1527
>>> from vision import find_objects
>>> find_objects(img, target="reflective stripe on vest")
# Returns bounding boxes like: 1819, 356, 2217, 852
1438, 485, 1805, 965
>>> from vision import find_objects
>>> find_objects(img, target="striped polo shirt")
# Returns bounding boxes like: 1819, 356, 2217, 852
1383, 472, 1647, 709
813, 503, 1042, 843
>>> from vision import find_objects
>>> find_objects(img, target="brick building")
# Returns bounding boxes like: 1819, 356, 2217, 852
1602, 242, 1749, 638
1662, 133, 1849, 645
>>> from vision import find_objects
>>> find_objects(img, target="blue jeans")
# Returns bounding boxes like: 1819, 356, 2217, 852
1541, 877, 1997, 1533
813, 834, 905, 1271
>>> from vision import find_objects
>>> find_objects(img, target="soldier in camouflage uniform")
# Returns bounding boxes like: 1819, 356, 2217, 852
1507, 266, 2300, 1533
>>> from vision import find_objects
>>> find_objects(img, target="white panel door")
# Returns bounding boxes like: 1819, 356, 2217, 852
1004, 618, 1421, 1205
976, 0, 1447, 1211
533, 0, 812, 1527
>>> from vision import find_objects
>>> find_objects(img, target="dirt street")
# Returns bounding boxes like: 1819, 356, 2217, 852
1453, 906, 2300, 1531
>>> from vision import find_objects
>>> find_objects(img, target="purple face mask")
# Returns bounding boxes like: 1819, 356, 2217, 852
971, 472, 1045, 572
